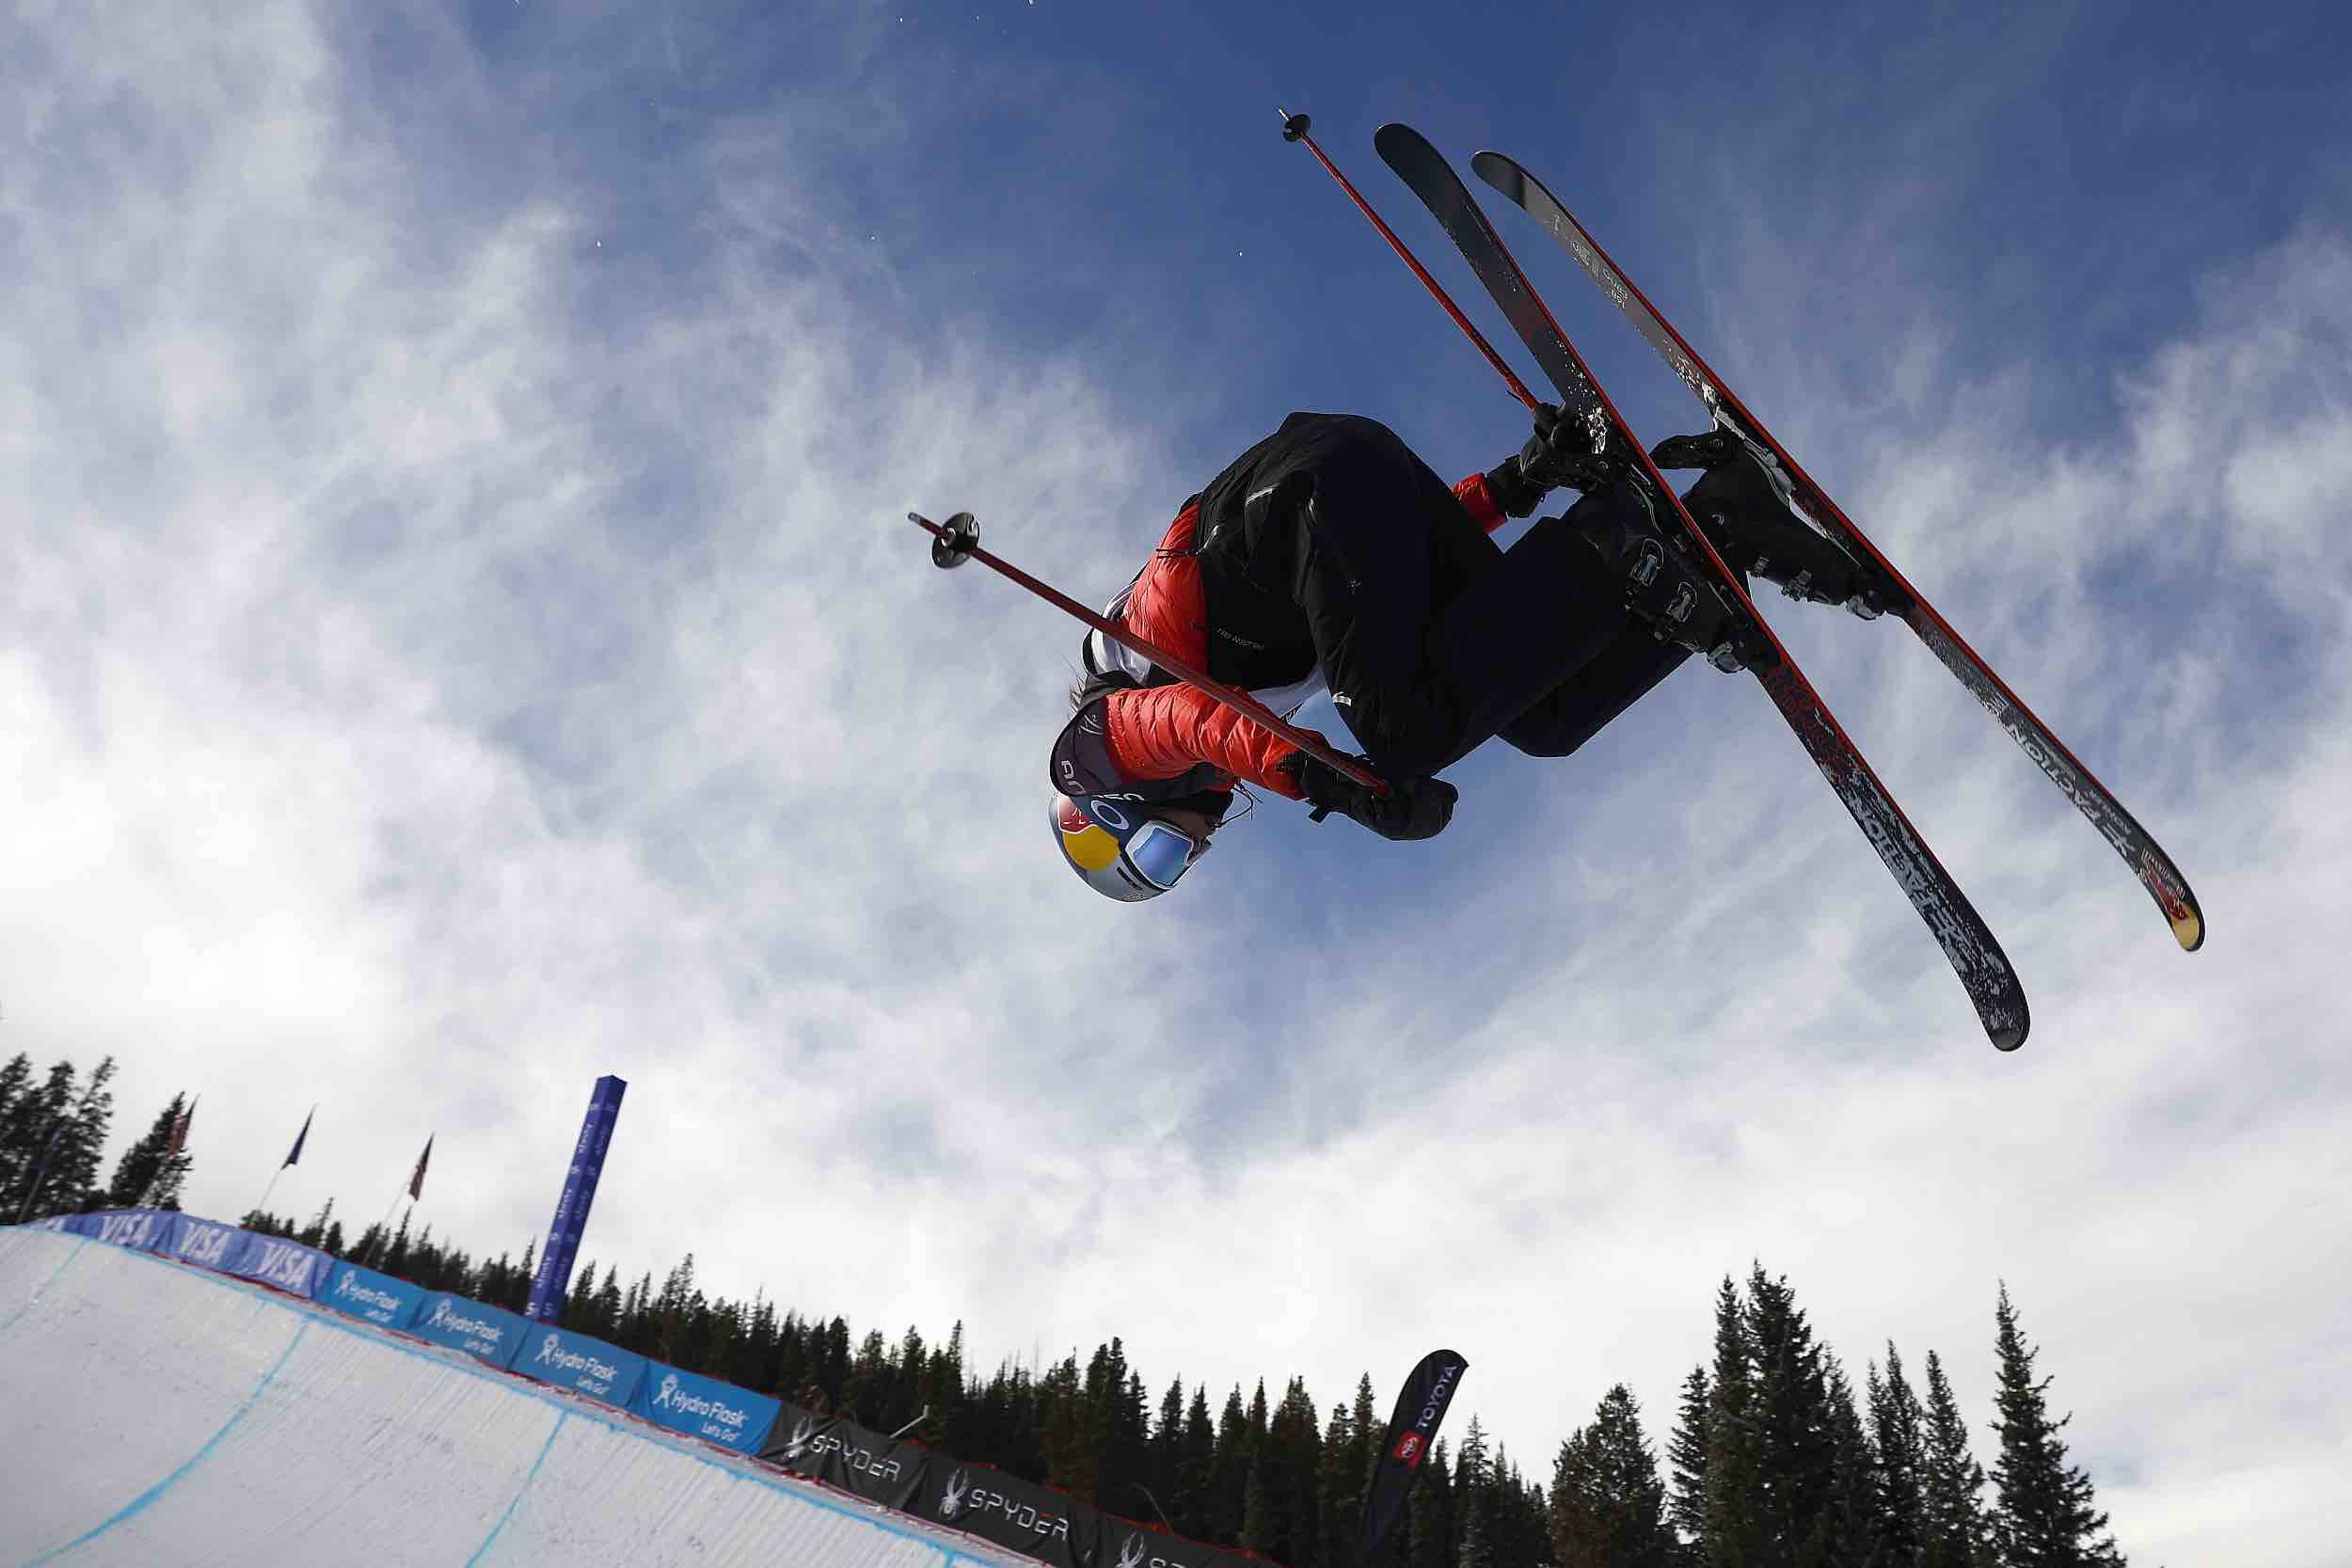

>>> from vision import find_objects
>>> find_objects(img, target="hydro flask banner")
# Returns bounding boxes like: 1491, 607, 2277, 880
409, 1292, 529, 1370
516, 1323, 646, 1407
525, 1074, 628, 1323
630, 1361, 781, 1454
320, 1261, 427, 1331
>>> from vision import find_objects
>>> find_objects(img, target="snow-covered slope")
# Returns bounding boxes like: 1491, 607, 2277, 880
0, 1227, 1025, 1568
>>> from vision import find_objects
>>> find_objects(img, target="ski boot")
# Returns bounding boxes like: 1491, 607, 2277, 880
1650, 427, 1903, 620
1568, 481, 1759, 673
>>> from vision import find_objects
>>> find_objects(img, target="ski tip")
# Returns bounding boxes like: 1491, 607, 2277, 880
2172, 908, 2204, 952
2137, 856, 2204, 951
1469, 150, 1525, 198
1983, 988, 2030, 1053
1278, 106, 1310, 142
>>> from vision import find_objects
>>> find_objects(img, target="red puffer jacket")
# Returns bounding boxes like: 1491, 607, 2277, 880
1098, 471, 1510, 797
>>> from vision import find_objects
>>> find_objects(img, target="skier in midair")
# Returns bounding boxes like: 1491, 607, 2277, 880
1047, 407, 1884, 901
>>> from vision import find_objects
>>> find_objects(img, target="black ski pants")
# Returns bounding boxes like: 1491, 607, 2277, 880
1279, 416, 1690, 778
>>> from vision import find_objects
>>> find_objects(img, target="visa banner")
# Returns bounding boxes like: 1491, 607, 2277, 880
515, 1323, 645, 1407
160, 1213, 245, 1272
320, 1261, 427, 1331
228, 1231, 334, 1300
409, 1292, 529, 1370
629, 1361, 780, 1454
78, 1209, 175, 1252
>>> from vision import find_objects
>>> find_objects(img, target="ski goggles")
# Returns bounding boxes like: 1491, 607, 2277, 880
1120, 817, 1203, 890
1052, 796, 1208, 901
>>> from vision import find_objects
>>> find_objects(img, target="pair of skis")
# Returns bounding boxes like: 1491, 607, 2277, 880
1286, 113, 2202, 1052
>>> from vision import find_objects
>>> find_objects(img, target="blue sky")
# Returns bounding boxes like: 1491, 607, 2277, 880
5, 2, 2348, 1563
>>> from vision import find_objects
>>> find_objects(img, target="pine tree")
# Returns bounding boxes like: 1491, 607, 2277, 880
1177, 1384, 1217, 1538
1212, 1382, 1258, 1546
1405, 1440, 1455, 1568
1868, 1348, 1929, 1567
1919, 1352, 1993, 1568
1815, 1359, 1883, 1568
385, 1208, 413, 1274
104, 1092, 194, 1209
565, 1257, 601, 1330
56, 1055, 117, 1212
1701, 1276, 1766, 1567
1316, 1395, 1356, 1568
1237, 1379, 1278, 1555
7, 1056, 114, 1218
1549, 1384, 1679, 1568
1988, 1288, 2126, 1568
1455, 1415, 1494, 1568
1485, 1447, 1549, 1568
1244, 1376, 1321, 1568
2, 1057, 73, 1218
0, 1053, 29, 1132
596, 1265, 623, 1339
1115, 1367, 1154, 1511
1149, 1378, 1187, 1528
1318, 1378, 1375, 1568
1744, 1266, 1839, 1568
1040, 1353, 1088, 1498
509, 1238, 538, 1313
298, 1198, 338, 1249
1666, 1366, 1710, 1552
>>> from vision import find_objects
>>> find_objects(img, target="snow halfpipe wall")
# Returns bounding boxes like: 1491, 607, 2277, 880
0, 1225, 1036, 1568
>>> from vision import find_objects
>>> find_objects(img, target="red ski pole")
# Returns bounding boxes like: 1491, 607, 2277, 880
910, 512, 1388, 794
1279, 108, 1541, 414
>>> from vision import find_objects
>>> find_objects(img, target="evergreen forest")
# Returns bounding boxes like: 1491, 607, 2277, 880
3, 1051, 2134, 1568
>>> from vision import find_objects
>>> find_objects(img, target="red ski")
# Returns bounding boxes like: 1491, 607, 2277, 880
1470, 150, 2203, 956
1316, 119, 2029, 1051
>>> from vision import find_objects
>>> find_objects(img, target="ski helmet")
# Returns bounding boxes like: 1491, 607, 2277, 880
1050, 794, 1205, 902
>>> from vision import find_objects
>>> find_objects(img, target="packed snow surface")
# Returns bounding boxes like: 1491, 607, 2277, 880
0, 1227, 1025, 1568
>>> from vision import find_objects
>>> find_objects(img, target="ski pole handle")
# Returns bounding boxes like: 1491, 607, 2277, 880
908, 512, 1390, 796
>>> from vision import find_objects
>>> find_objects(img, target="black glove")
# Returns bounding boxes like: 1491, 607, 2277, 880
1280, 752, 1456, 841
1486, 403, 1622, 517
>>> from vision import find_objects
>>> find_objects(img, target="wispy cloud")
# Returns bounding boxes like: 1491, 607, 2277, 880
3, 6, 2345, 1565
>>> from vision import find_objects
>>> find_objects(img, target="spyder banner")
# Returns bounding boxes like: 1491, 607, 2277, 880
759, 1401, 1265, 1568
761, 1402, 933, 1512
926, 1452, 1263, 1568
1356, 1348, 1468, 1567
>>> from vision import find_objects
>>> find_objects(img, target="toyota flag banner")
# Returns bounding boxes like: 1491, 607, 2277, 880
1356, 1348, 1468, 1567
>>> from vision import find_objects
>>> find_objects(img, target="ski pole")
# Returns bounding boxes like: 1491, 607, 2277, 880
1279, 108, 1541, 414
910, 512, 1389, 793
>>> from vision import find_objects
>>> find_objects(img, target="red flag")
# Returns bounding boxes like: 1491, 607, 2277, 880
406, 1134, 434, 1200
166, 1096, 199, 1157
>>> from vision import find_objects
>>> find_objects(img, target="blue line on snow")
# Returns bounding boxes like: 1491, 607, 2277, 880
18, 1318, 312, 1568
464, 1409, 568, 1567
0, 1235, 87, 1339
